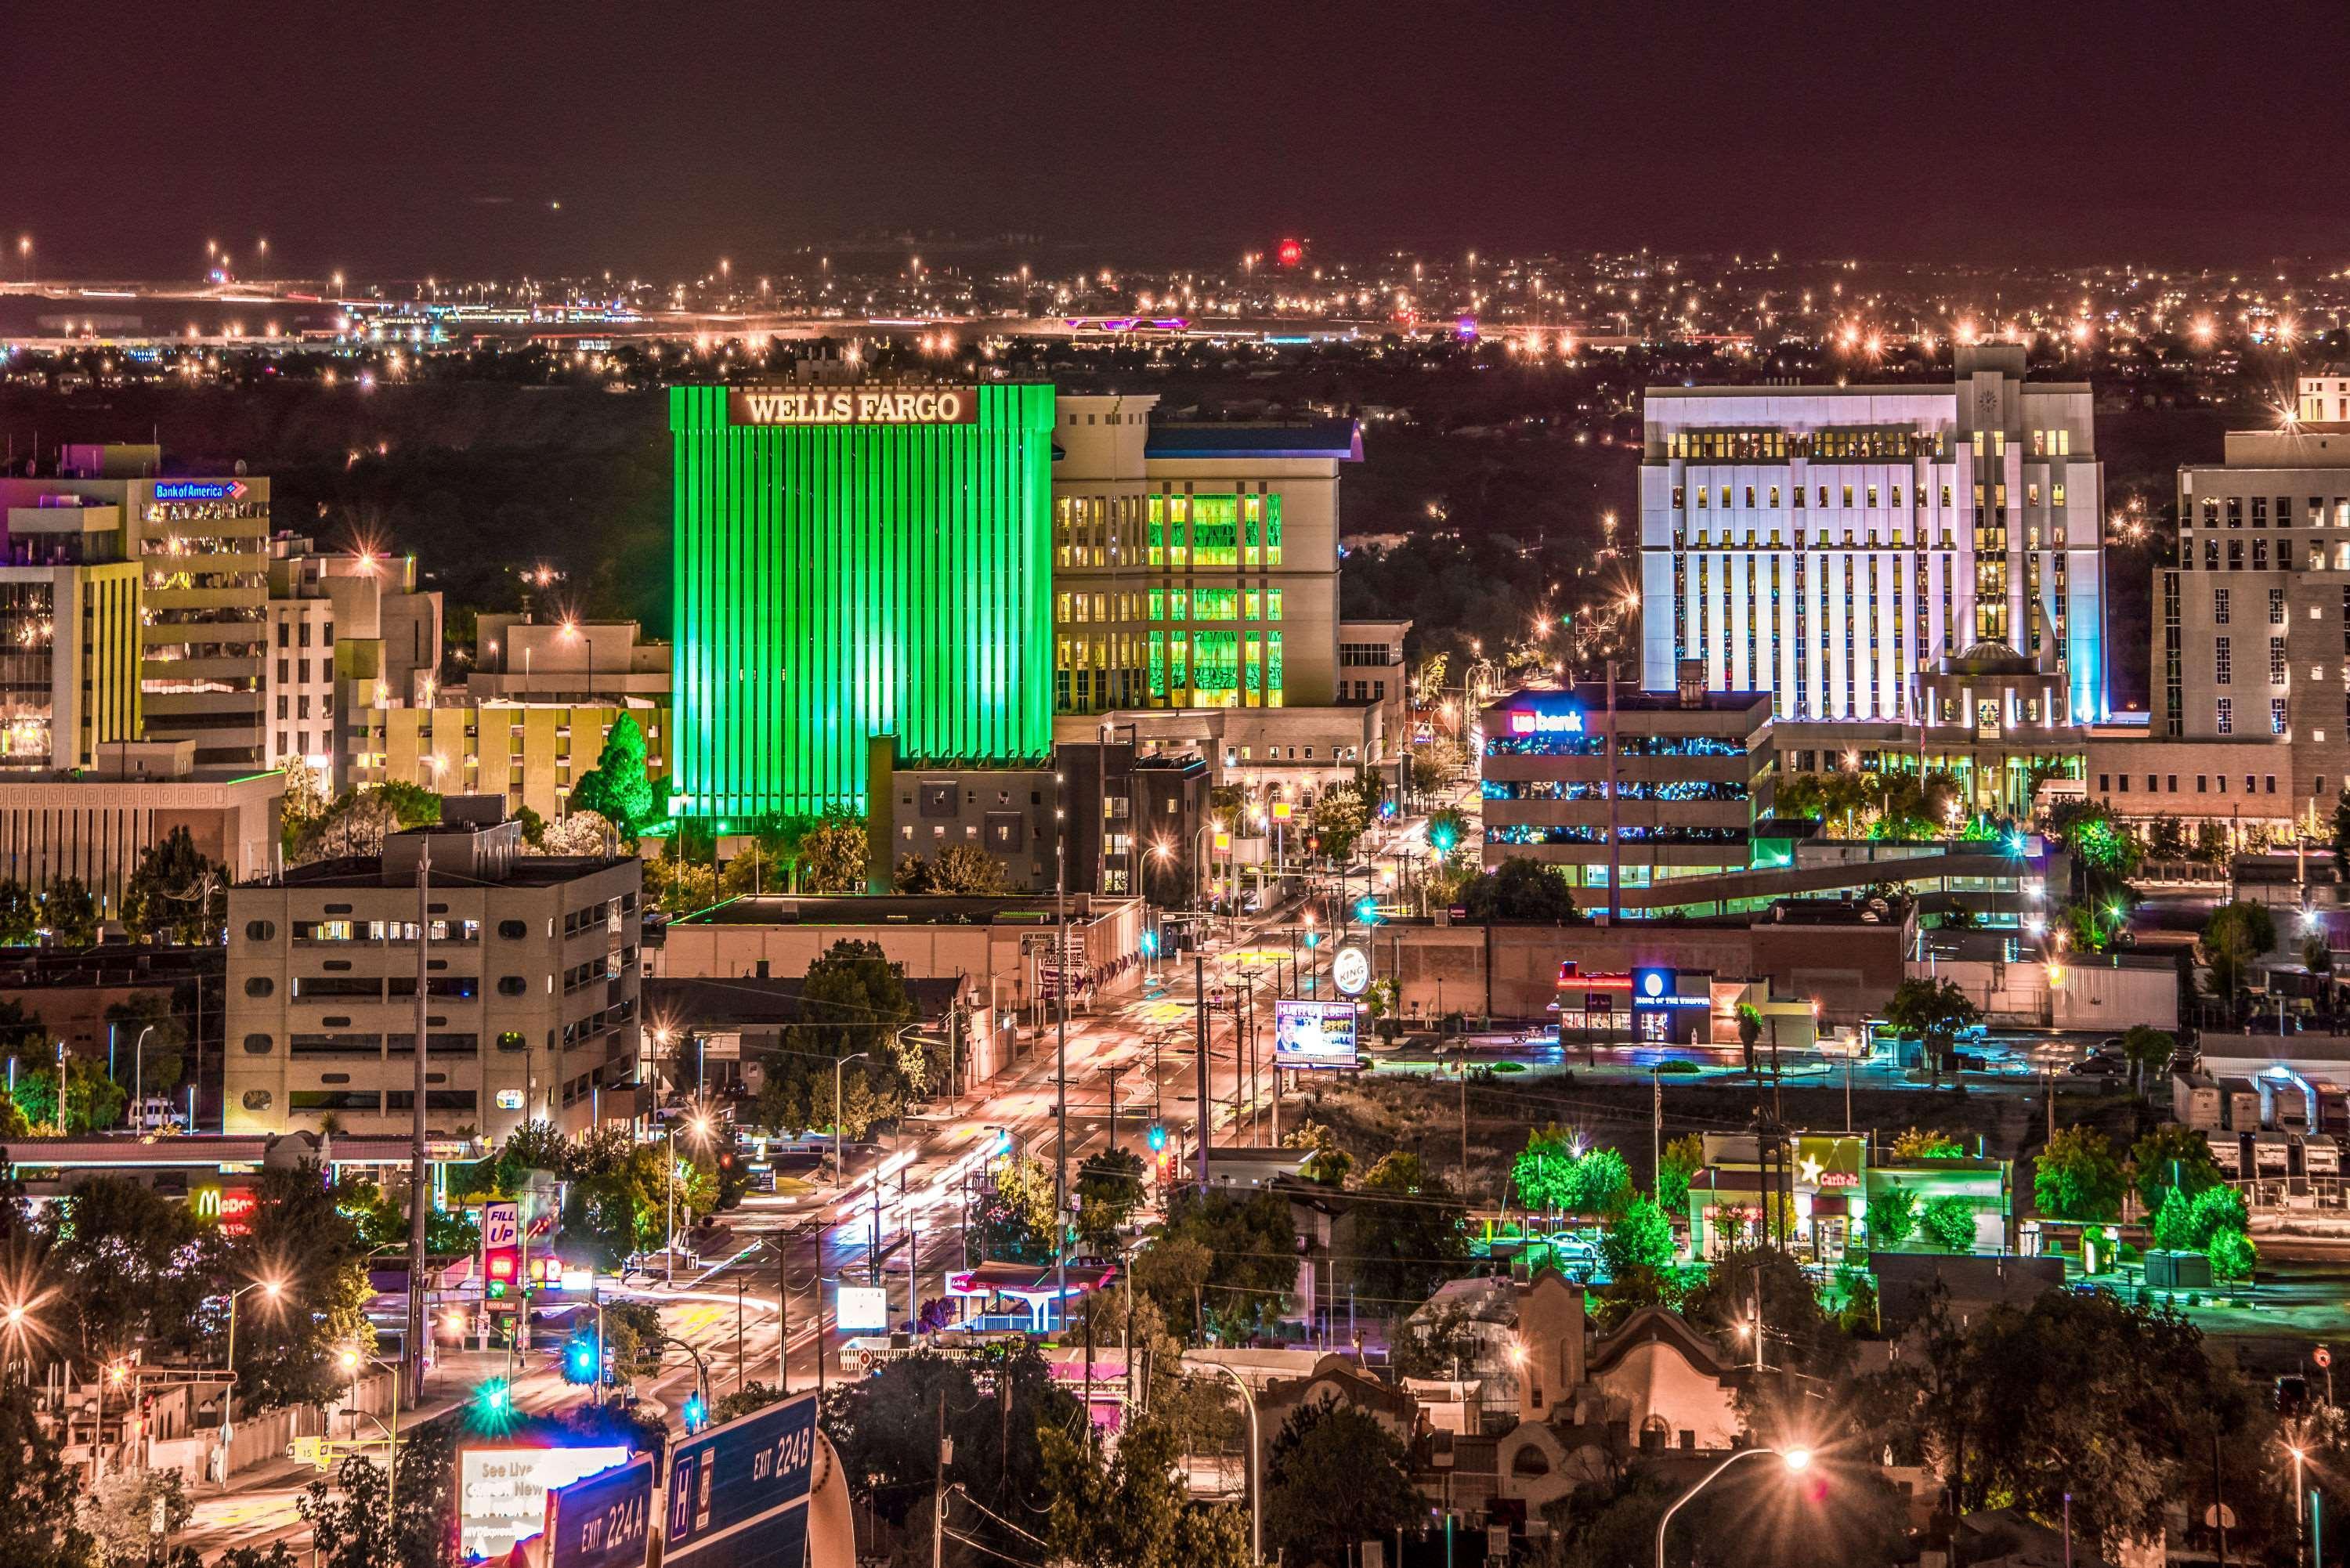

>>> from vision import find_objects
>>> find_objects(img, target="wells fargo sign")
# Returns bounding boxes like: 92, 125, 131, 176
728, 387, 978, 426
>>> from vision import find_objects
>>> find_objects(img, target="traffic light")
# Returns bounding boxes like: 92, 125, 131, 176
1303, 930, 1321, 948
1356, 896, 1379, 925
564, 1332, 599, 1385
682, 1391, 707, 1431
1430, 823, 1456, 856
1140, 930, 1159, 957
476, 1378, 512, 1418
1147, 1122, 1168, 1153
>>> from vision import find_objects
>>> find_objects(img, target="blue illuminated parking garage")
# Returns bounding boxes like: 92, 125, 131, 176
1477, 674, 1775, 913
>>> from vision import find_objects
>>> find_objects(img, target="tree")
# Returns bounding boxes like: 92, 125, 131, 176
1734, 1002, 1762, 1075
1681, 1245, 1848, 1378
1656, 1133, 1704, 1216
229, 1163, 378, 1413
0, 1378, 95, 1567
81, 1467, 192, 1566
1867, 1183, 1919, 1249
1144, 1187, 1297, 1343
914, 841, 1010, 894
120, 826, 226, 944
2131, 1122, 2222, 1215
971, 1155, 1057, 1263
1426, 804, 1471, 863
1513, 1129, 1629, 1216
1262, 1401, 1421, 1563
569, 710, 661, 835
1884, 976, 1981, 1087
2120, 1024, 2176, 1096
12, 1055, 126, 1135
2202, 900, 2278, 1003
42, 1176, 215, 1371
298, 1414, 462, 1568
40, 878, 97, 948
749, 939, 918, 1139
1597, 1194, 1675, 1276
2034, 1125, 2128, 1222
1890, 1126, 1964, 1159
2152, 1184, 2250, 1254
0, 883, 35, 945
277, 756, 333, 859
1283, 1119, 1352, 1186
1040, 1411, 1250, 1568
1310, 785, 1372, 865
2306, 931, 2335, 977
1075, 1148, 1146, 1248
1354, 1151, 1470, 1306
1921, 1194, 1979, 1252
2209, 1226, 2258, 1281
1917, 1290, 2247, 1555
822, 1349, 1077, 1559
795, 807, 870, 894
1458, 856, 1582, 922
645, 855, 717, 916
600, 1297, 669, 1384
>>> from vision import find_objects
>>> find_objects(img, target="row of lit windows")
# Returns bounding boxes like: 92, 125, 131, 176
1052, 493, 1285, 570
1676, 481, 2065, 511
1054, 589, 1286, 624
2192, 496, 2350, 529
1677, 528, 2069, 551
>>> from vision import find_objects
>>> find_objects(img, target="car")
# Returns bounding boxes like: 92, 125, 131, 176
2068, 1053, 2127, 1075
2099, 1036, 2127, 1053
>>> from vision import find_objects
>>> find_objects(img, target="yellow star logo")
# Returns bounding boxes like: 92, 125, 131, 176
1797, 1154, 1825, 1187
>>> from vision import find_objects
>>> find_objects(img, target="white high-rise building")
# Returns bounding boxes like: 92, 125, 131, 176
1640, 345, 2108, 735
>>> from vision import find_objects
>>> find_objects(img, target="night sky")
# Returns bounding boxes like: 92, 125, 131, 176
13, 0, 2350, 279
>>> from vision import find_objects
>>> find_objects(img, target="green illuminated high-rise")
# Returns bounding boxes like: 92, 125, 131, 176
670, 382, 1056, 820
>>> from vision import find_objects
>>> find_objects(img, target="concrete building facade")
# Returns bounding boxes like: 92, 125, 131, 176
225, 806, 644, 1140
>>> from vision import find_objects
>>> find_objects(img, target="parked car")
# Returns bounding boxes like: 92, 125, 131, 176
2069, 1053, 2127, 1076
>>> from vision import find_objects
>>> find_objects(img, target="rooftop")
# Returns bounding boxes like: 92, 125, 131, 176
673, 894, 1125, 927
257, 852, 631, 891
642, 974, 964, 1028
1144, 418, 1363, 461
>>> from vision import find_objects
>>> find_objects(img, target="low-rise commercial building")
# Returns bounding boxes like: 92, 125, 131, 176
0, 741, 281, 907
646, 893, 1147, 1021
368, 700, 672, 826
1687, 1130, 2012, 1263
225, 800, 644, 1140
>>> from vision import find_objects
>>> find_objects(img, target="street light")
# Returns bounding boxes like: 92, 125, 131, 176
1204, 1363, 1260, 1564
1655, 1446, 1813, 1568
222, 1277, 285, 1465
666, 1111, 714, 1284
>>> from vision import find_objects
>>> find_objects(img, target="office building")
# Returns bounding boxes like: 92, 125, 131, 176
224, 800, 643, 1140
2158, 370, 2350, 820
1479, 675, 1773, 898
264, 537, 442, 787
1047, 393, 1358, 715
0, 445, 272, 767
1639, 345, 2107, 750
0, 740, 281, 907
0, 496, 141, 769
668, 381, 1057, 822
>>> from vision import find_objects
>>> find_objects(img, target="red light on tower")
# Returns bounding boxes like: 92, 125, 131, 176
1274, 237, 1304, 268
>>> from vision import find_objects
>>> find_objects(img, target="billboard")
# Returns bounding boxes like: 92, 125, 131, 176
547, 1453, 656, 1568
664, 1392, 821, 1568
482, 1200, 520, 1297
1274, 999, 1358, 1069
459, 1445, 631, 1560
835, 1284, 890, 1334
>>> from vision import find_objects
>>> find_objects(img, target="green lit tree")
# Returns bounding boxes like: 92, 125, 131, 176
1921, 1194, 1979, 1252
1867, 1183, 1918, 1249
570, 711, 662, 836
2131, 1122, 2222, 1214
1597, 1194, 1676, 1275
1884, 976, 1980, 1089
796, 807, 871, 894
2034, 1125, 2128, 1222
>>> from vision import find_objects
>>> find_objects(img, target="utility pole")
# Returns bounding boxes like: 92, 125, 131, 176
932, 1389, 949, 1568
1605, 659, 1620, 923
776, 1243, 790, 1391
1055, 824, 1068, 1332
1104, 1063, 1123, 1162
406, 840, 431, 1406
1195, 954, 1211, 1196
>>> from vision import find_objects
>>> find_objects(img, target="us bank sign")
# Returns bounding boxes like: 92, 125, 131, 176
728, 386, 978, 426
